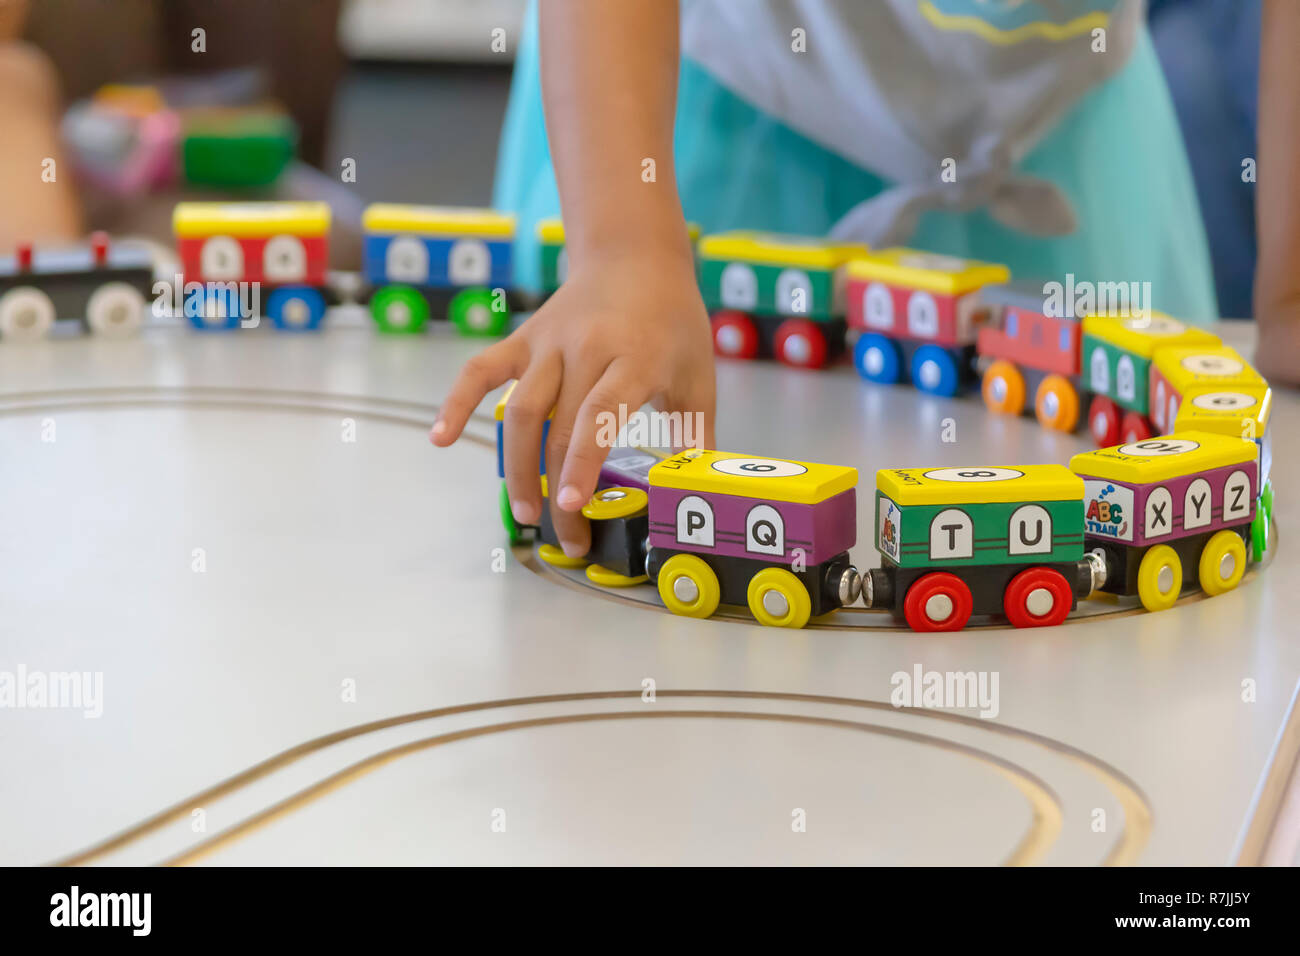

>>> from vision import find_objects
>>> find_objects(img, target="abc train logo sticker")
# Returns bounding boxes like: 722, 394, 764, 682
922, 467, 1024, 483
711, 458, 808, 478
1191, 392, 1257, 412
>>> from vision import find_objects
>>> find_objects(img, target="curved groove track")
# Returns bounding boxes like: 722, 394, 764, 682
49, 690, 1153, 867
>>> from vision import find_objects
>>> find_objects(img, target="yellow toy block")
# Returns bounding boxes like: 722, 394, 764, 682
876, 464, 1082, 506
1151, 344, 1267, 393
1081, 312, 1219, 358
173, 202, 331, 238
696, 231, 869, 270
1069, 431, 1257, 484
362, 204, 515, 238
1172, 386, 1272, 439
650, 449, 857, 505
539, 218, 700, 244
844, 248, 1010, 296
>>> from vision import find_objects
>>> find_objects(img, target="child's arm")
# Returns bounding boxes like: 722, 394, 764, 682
432, 0, 714, 558
1254, 0, 1300, 385
0, 0, 83, 245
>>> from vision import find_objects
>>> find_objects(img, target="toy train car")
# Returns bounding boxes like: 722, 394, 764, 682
363, 204, 516, 335
698, 232, 869, 369
846, 249, 1010, 396
861, 465, 1098, 630
1070, 433, 1258, 611
1079, 312, 1220, 446
1172, 386, 1273, 560
0, 233, 152, 340
977, 281, 1084, 432
173, 201, 332, 330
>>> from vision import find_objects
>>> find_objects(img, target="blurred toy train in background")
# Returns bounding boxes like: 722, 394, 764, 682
0, 232, 153, 341
362, 204, 516, 336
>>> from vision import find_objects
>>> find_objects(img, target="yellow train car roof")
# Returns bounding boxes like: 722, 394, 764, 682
695, 231, 869, 270
1081, 312, 1220, 357
1172, 386, 1272, 438
493, 381, 554, 422
1069, 431, 1257, 484
649, 449, 857, 505
876, 464, 1082, 506
844, 248, 1010, 296
173, 202, 331, 238
362, 203, 515, 238
538, 218, 700, 244
1151, 343, 1266, 392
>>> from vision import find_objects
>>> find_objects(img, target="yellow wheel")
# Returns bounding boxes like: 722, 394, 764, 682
981, 360, 1026, 416
538, 543, 588, 568
586, 564, 648, 588
581, 486, 647, 520
1136, 544, 1182, 612
1198, 530, 1246, 596
746, 567, 812, 629
657, 554, 720, 619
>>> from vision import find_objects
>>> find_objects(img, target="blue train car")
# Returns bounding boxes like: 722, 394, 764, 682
361, 204, 515, 335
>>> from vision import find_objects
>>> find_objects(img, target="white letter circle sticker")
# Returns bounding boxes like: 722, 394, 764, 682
745, 504, 785, 556
1120, 438, 1200, 457
1191, 391, 1256, 411
711, 458, 808, 479
922, 467, 1024, 483
675, 495, 714, 547
1182, 354, 1244, 376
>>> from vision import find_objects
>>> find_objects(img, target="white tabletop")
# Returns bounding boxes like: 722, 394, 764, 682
0, 314, 1294, 865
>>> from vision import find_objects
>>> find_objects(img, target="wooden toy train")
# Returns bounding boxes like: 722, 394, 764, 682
495, 380, 1273, 631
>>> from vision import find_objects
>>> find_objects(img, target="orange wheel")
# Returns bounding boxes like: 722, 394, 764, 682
1034, 375, 1080, 432
981, 360, 1026, 415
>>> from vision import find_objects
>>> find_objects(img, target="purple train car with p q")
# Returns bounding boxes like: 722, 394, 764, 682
645, 450, 862, 629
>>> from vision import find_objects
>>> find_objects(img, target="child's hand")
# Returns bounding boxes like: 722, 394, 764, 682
431, 250, 715, 558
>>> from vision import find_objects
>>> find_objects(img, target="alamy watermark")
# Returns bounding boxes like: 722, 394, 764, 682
595, 404, 704, 450
152, 277, 262, 327
891, 665, 1000, 719
0, 665, 103, 718
1042, 274, 1152, 321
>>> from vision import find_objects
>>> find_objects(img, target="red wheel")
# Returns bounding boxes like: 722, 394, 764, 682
1088, 395, 1121, 447
1120, 411, 1152, 444
773, 318, 829, 369
710, 310, 759, 359
902, 572, 974, 632
1002, 567, 1072, 629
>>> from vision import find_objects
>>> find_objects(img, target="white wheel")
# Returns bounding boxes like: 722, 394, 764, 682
85, 282, 146, 337
0, 286, 57, 340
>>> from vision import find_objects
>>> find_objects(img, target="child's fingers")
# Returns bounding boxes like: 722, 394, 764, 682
659, 377, 716, 451
543, 366, 607, 558
502, 353, 560, 527
431, 339, 522, 446
557, 359, 652, 510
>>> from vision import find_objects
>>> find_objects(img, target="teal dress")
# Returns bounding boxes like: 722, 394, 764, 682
494, 1, 1217, 321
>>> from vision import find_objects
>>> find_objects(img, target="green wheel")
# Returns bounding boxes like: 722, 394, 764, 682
1262, 479, 1274, 522
500, 481, 522, 545
1251, 506, 1268, 563
370, 285, 430, 334
449, 287, 509, 336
